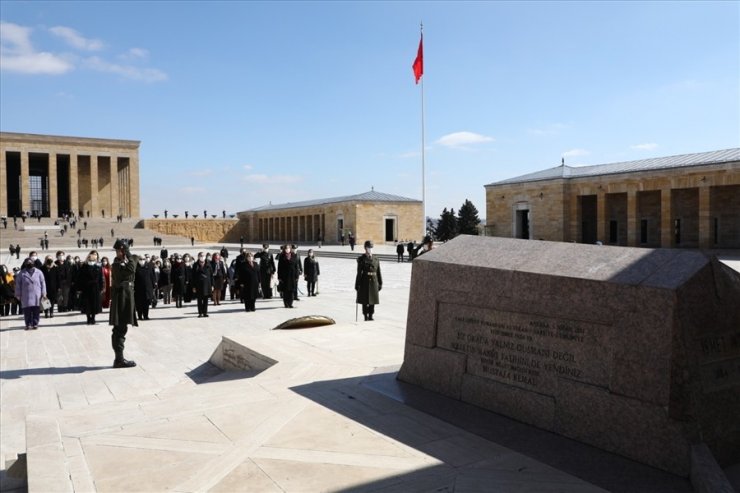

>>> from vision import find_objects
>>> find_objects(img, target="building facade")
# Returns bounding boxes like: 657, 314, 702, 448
485, 149, 740, 249
236, 190, 423, 246
0, 132, 140, 219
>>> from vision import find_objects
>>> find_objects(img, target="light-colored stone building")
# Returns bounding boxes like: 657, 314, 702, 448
236, 190, 423, 246
485, 148, 740, 249
0, 132, 140, 219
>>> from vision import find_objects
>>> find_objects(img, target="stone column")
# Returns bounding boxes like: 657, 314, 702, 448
49, 153, 58, 218
567, 191, 579, 242
596, 192, 606, 243
110, 157, 119, 219
698, 186, 711, 249
20, 151, 30, 215
0, 148, 7, 217
69, 153, 79, 217
129, 154, 140, 218
89, 156, 99, 218
627, 189, 637, 247
660, 188, 672, 248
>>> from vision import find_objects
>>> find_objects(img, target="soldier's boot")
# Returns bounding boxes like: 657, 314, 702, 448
112, 334, 136, 368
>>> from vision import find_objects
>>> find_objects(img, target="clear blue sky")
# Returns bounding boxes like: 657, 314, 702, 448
2, 1, 738, 221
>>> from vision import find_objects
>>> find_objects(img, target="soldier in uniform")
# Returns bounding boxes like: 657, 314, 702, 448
109, 239, 137, 368
355, 240, 382, 321
254, 244, 276, 299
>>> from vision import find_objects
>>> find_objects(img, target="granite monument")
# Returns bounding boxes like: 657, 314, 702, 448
398, 235, 740, 476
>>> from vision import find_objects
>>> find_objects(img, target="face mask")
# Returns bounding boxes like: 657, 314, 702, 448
87, 261, 95, 266
30, 256, 37, 262
365, 248, 372, 255
138, 260, 145, 266
57, 256, 64, 261
198, 256, 205, 261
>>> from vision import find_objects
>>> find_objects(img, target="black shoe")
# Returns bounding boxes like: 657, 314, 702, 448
364, 314, 368, 321
204, 314, 209, 317
368, 315, 374, 321
113, 359, 136, 368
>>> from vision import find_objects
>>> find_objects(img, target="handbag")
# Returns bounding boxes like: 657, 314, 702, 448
40, 297, 51, 311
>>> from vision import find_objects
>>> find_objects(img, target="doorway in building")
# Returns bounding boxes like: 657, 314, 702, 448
384, 217, 396, 242
515, 208, 530, 239
580, 195, 597, 244
337, 217, 344, 242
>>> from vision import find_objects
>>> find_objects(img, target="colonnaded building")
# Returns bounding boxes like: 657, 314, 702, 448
485, 148, 740, 249
0, 132, 140, 219
236, 190, 423, 246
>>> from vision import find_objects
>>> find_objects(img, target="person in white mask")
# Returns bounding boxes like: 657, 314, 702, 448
15, 257, 47, 330
76, 251, 104, 325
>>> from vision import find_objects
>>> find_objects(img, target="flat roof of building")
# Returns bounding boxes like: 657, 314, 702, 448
486, 148, 740, 186
0, 131, 140, 148
241, 190, 421, 213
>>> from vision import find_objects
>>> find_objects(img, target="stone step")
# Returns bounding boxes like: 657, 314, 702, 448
0, 453, 27, 493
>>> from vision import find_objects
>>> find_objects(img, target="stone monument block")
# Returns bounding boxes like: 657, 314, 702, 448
398, 235, 740, 475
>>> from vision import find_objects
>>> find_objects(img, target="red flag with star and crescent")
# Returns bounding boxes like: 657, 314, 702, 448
412, 34, 423, 84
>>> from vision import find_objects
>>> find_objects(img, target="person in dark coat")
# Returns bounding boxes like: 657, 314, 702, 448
171, 254, 188, 308
109, 239, 137, 368
292, 244, 303, 301
396, 242, 405, 262
76, 251, 104, 324
348, 233, 356, 251
277, 245, 300, 308
254, 244, 275, 299
407, 241, 416, 261
303, 249, 320, 296
356, 240, 382, 321
160, 246, 169, 261
192, 252, 213, 317
40, 255, 60, 318
210, 253, 227, 305
236, 251, 260, 311
134, 256, 156, 321
159, 259, 172, 305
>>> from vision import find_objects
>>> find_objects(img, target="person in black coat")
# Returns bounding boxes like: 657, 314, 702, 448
254, 244, 276, 299
396, 242, 405, 262
303, 249, 320, 296
77, 251, 105, 324
40, 256, 61, 317
171, 255, 188, 308
236, 251, 260, 311
191, 252, 213, 317
277, 245, 300, 308
134, 257, 156, 320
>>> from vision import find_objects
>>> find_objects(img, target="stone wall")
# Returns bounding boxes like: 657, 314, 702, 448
143, 219, 239, 243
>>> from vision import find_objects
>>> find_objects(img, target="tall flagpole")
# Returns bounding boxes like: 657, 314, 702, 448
419, 23, 426, 238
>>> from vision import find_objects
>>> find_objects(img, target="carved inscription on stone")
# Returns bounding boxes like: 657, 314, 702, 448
697, 332, 740, 393
436, 303, 610, 393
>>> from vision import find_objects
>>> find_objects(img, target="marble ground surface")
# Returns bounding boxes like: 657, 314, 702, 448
3, 243, 735, 492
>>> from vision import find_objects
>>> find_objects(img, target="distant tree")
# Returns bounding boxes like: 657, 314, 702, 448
435, 208, 458, 241
426, 217, 436, 238
457, 199, 481, 235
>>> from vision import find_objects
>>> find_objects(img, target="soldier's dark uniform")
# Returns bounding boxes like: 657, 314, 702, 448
109, 240, 138, 368
355, 240, 382, 321
255, 245, 276, 299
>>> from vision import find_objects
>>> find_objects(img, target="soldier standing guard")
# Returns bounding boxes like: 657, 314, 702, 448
109, 239, 137, 368
355, 240, 382, 321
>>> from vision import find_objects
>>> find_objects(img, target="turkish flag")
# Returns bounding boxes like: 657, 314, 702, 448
412, 35, 423, 84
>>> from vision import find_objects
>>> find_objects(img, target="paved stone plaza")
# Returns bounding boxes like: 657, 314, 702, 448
1, 241, 738, 492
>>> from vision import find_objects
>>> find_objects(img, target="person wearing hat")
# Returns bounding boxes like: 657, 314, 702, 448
355, 240, 382, 321
254, 244, 276, 299
109, 239, 138, 368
